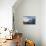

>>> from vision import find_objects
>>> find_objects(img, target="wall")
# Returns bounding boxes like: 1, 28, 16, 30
41, 0, 46, 46
13, 0, 41, 46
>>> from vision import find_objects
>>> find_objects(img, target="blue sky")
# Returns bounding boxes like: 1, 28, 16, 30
24, 16, 35, 19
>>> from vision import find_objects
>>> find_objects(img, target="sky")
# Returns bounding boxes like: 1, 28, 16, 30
0, 0, 16, 30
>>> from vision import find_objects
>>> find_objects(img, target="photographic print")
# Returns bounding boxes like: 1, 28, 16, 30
23, 16, 36, 24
